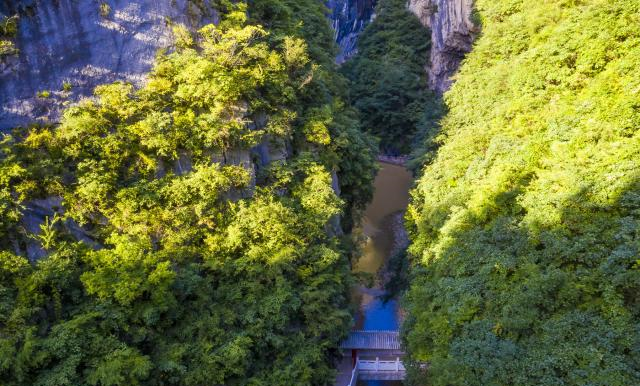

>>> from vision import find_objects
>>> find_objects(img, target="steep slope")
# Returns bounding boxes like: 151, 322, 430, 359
340, 0, 438, 154
0, 2, 378, 385
405, 0, 640, 384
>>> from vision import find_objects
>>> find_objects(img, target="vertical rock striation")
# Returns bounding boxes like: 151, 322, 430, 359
0, 0, 217, 131
408, 0, 477, 92
326, 0, 376, 63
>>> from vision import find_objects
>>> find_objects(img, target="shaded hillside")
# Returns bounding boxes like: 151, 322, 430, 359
327, 0, 376, 63
341, 0, 442, 156
405, 0, 640, 384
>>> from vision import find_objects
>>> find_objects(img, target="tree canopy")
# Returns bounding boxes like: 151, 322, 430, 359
405, 0, 640, 384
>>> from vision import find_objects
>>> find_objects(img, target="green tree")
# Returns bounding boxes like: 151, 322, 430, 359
249, 0, 379, 226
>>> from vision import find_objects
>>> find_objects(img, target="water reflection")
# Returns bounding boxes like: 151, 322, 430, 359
354, 162, 412, 328
355, 163, 412, 276
355, 288, 399, 330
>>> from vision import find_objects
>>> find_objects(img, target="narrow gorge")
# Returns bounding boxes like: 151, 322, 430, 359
1, 1, 639, 386
0, 0, 477, 131
330, 1, 475, 384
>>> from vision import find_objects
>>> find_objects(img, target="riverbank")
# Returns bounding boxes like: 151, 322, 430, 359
377, 155, 408, 166
379, 211, 409, 305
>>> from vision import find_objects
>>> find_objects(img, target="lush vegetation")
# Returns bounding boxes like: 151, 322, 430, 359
0, 2, 377, 385
405, 0, 640, 384
341, 0, 442, 156
248, 0, 379, 227
6, 0, 639, 384
0, 13, 18, 56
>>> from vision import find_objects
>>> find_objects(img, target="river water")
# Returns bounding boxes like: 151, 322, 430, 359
352, 162, 413, 386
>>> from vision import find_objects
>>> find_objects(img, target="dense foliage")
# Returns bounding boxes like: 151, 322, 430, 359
341, 0, 441, 156
405, 0, 640, 385
0, 3, 377, 385
248, 0, 379, 226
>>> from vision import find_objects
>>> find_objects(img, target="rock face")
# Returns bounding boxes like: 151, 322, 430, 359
407, 0, 477, 92
326, 0, 476, 91
0, 0, 217, 131
0, 0, 475, 127
326, 0, 376, 63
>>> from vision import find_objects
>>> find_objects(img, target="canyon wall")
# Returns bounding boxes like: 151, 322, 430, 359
0, 0, 477, 128
408, 0, 477, 92
0, 0, 217, 131
327, 0, 376, 63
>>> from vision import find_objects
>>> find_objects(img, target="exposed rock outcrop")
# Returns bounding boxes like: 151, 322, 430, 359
407, 0, 477, 92
327, 0, 376, 63
20, 197, 101, 261
0, 0, 217, 131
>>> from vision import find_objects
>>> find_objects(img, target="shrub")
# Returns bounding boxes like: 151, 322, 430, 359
99, 2, 111, 18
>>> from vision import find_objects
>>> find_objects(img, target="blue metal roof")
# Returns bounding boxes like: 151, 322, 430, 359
340, 330, 401, 350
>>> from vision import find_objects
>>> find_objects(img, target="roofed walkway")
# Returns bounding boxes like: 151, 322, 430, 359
341, 330, 401, 350
335, 330, 406, 386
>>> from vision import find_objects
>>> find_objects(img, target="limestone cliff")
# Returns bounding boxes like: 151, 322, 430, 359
0, 0, 475, 128
327, 0, 376, 63
408, 0, 477, 92
0, 0, 217, 131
